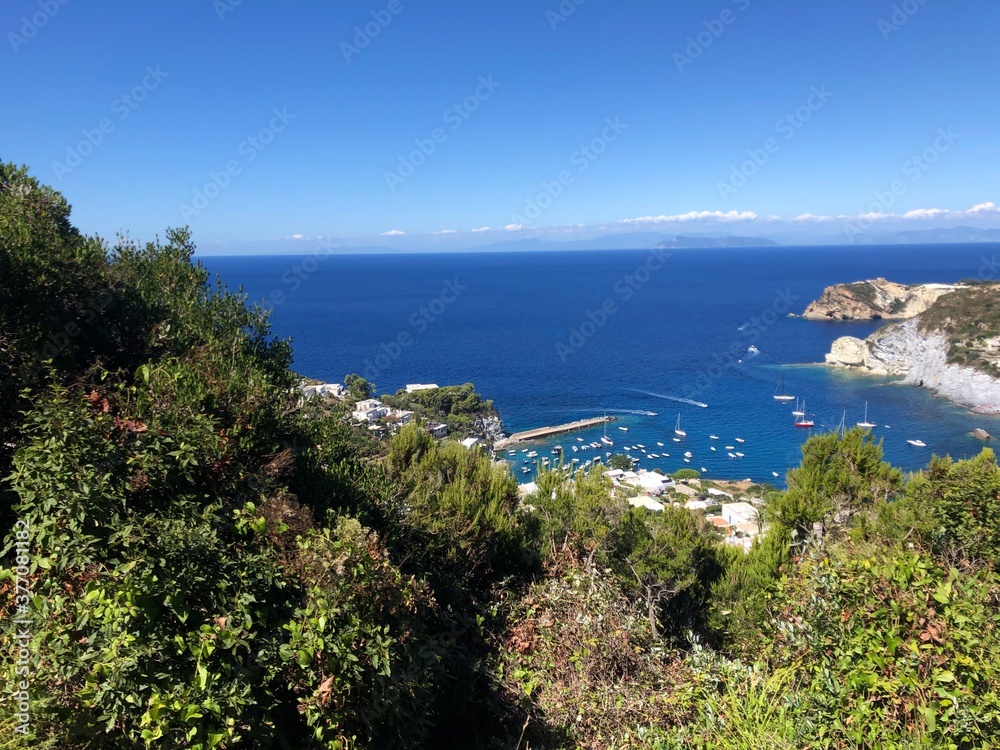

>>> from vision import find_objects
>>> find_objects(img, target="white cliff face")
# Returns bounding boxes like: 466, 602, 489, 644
825, 319, 1000, 410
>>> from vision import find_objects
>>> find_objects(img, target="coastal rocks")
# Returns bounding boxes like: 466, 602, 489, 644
824, 318, 1000, 410
825, 336, 867, 368
473, 414, 507, 446
802, 278, 962, 321
971, 428, 992, 441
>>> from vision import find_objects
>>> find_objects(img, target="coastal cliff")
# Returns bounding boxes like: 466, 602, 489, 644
824, 284, 1000, 411
802, 278, 964, 321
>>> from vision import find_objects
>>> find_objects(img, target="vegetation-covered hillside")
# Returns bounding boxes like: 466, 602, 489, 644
918, 283, 1000, 376
3, 165, 1000, 749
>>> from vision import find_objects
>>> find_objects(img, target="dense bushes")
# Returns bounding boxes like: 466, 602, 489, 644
4, 164, 1000, 748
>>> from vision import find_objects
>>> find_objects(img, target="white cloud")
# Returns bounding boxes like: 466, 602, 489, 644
380, 230, 406, 237
504, 224, 525, 231
470, 226, 492, 233
792, 213, 832, 222
895, 203, 999, 221
433, 229, 459, 235
902, 208, 948, 219
291, 233, 306, 239
620, 210, 758, 225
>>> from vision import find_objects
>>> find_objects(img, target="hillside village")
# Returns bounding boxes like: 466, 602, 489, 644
303, 380, 768, 550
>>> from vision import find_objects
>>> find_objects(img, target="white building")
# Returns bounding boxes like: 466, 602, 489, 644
721, 502, 761, 528
299, 382, 345, 399
706, 488, 733, 500
405, 383, 439, 393
352, 398, 389, 422
427, 422, 448, 438
460, 437, 479, 449
610, 469, 674, 495
628, 495, 665, 512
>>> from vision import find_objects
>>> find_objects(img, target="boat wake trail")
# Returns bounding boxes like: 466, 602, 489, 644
631, 390, 708, 408
565, 408, 659, 417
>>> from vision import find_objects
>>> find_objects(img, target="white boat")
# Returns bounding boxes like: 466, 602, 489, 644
725, 445, 735, 450
907, 439, 927, 447
673, 437, 681, 443
772, 471, 780, 478
601, 417, 613, 446
795, 400, 815, 428
683, 451, 692, 458
683, 458, 691, 463
735, 438, 745, 444
527, 451, 537, 458
728, 452, 736, 458
774, 375, 795, 402
657, 442, 664, 447
709, 435, 719, 440
674, 414, 687, 437
649, 453, 659, 459
572, 445, 578, 452
735, 452, 745, 458
619, 426, 629, 432
747, 345, 760, 355
791, 397, 805, 417
857, 401, 877, 429
637, 444, 645, 448
710, 446, 716, 451
577, 437, 584, 442
701, 467, 708, 472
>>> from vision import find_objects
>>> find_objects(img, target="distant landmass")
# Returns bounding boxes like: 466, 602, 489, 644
473, 232, 781, 253
842, 226, 1000, 246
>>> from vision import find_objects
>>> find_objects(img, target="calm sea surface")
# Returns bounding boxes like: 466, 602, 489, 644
203, 244, 1000, 485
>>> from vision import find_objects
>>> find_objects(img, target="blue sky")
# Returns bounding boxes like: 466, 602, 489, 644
3, 0, 999, 252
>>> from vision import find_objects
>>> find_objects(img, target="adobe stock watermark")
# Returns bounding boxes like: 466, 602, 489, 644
51, 66, 169, 182
717, 85, 833, 200
556, 250, 670, 362
385, 75, 501, 192
878, 0, 931, 40
546, 0, 586, 31
8, 518, 33, 738
843, 126, 959, 243
511, 117, 628, 226
262, 237, 339, 309
213, 0, 243, 21
674, 0, 751, 73
361, 279, 467, 381
341, 0, 409, 63
682, 288, 800, 401
8, 0, 71, 53
178, 107, 295, 221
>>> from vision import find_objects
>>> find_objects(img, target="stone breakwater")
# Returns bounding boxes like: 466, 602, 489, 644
826, 319, 1000, 410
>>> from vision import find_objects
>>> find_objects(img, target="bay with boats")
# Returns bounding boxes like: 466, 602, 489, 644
204, 243, 1000, 485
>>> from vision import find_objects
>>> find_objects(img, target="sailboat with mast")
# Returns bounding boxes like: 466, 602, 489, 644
792, 397, 805, 417
773, 374, 795, 402
674, 414, 687, 437
857, 401, 877, 429
794, 400, 815, 428
600, 414, 613, 445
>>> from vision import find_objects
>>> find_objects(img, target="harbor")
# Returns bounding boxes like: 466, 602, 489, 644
497, 415, 615, 447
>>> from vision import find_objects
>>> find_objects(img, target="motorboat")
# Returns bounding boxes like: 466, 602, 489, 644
907, 439, 927, 447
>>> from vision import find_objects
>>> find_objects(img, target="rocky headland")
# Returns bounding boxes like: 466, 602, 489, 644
801, 278, 965, 321
814, 282, 1000, 412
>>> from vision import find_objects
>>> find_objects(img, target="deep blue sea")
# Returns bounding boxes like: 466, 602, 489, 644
203, 244, 1000, 486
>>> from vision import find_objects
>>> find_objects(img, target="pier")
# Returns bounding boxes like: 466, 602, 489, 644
498, 416, 615, 447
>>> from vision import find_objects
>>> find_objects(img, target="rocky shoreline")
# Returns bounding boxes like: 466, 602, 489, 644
807, 280, 1000, 414
825, 319, 1000, 412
